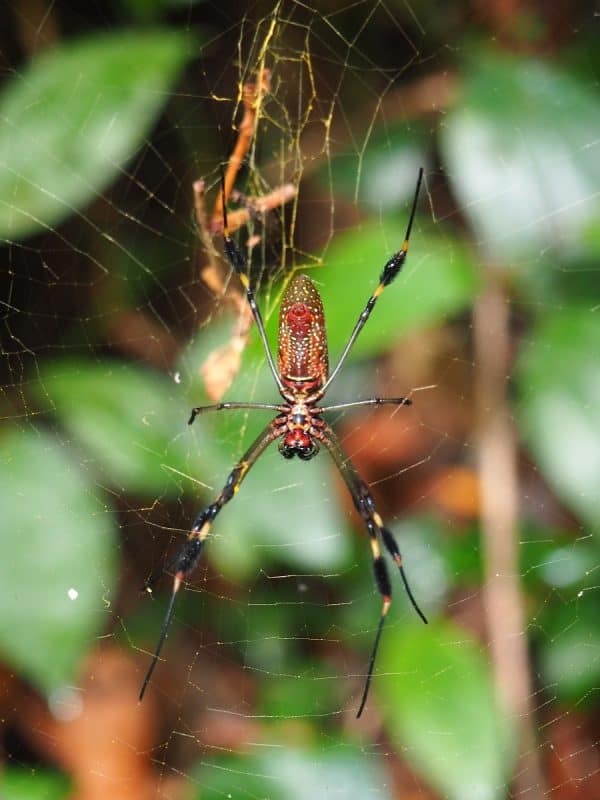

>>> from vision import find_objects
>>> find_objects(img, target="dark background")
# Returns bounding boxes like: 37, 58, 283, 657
0, 1, 598, 798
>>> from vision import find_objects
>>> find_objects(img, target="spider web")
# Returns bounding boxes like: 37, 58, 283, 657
1, 2, 599, 799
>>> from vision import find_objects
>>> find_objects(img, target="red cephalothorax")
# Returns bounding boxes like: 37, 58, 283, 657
278, 275, 329, 393
280, 427, 318, 460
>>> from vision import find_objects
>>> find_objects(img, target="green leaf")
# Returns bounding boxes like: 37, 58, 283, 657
441, 53, 600, 262
312, 223, 479, 359
377, 621, 514, 800
117, 0, 169, 22
0, 29, 193, 241
33, 359, 222, 497
194, 746, 393, 800
209, 439, 352, 579
0, 769, 69, 800
529, 536, 599, 591
259, 660, 345, 717
0, 428, 118, 694
226, 221, 479, 373
326, 121, 429, 211
514, 213, 600, 309
538, 591, 600, 704
515, 309, 600, 529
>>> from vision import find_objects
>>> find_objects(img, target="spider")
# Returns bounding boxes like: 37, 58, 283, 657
139, 168, 427, 718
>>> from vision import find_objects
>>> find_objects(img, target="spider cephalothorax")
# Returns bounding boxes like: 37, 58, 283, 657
275, 393, 323, 460
140, 168, 427, 718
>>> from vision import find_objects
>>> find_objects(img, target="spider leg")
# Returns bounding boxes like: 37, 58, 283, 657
317, 424, 427, 718
188, 402, 286, 425
219, 168, 286, 395
318, 396, 411, 414
315, 168, 423, 398
139, 420, 283, 700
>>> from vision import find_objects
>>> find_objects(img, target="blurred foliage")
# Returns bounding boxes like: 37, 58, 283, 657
316, 222, 481, 357
515, 310, 600, 531
537, 588, 600, 705
32, 359, 222, 497
378, 622, 514, 800
0, 1, 599, 799
0, 29, 194, 240
440, 52, 600, 262
0, 429, 117, 693
192, 745, 393, 800
0, 768, 69, 799
326, 121, 428, 211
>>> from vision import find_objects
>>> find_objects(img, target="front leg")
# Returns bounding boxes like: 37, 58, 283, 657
188, 401, 286, 425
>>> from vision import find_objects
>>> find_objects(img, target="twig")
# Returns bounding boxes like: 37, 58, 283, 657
474, 275, 546, 798
193, 68, 296, 400
212, 69, 272, 225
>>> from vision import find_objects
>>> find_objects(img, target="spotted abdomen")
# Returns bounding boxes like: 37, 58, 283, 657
278, 275, 328, 392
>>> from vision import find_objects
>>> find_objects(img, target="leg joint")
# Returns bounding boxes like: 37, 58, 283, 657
373, 556, 392, 599
353, 481, 375, 519
381, 526, 401, 559
191, 502, 219, 533
221, 465, 245, 502
176, 538, 203, 576
224, 237, 245, 272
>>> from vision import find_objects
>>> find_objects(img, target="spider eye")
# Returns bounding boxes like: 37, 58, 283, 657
279, 436, 318, 460
297, 445, 316, 461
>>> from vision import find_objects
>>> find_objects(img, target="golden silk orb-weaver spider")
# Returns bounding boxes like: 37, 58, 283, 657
139, 168, 427, 718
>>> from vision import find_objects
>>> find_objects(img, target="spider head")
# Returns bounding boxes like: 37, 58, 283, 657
279, 429, 318, 461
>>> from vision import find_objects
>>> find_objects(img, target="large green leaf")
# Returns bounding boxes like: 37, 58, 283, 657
212, 219, 478, 377
0, 769, 69, 800
259, 659, 346, 717
208, 446, 352, 578
326, 121, 429, 211
441, 53, 600, 262
194, 745, 393, 800
377, 621, 514, 800
0, 429, 117, 694
261, 223, 479, 362
537, 591, 600, 704
0, 29, 193, 241
33, 359, 222, 497
515, 309, 600, 530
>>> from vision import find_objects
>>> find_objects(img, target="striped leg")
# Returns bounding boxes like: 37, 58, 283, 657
318, 425, 426, 718
139, 422, 281, 700
315, 168, 423, 398
317, 396, 412, 414
188, 401, 286, 425
219, 168, 286, 395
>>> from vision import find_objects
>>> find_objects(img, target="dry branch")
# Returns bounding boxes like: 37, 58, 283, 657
474, 277, 547, 798
193, 68, 296, 400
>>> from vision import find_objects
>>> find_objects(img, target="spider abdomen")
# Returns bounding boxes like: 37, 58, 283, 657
278, 275, 328, 392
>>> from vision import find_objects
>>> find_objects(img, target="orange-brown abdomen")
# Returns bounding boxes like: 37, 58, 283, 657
278, 275, 328, 392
